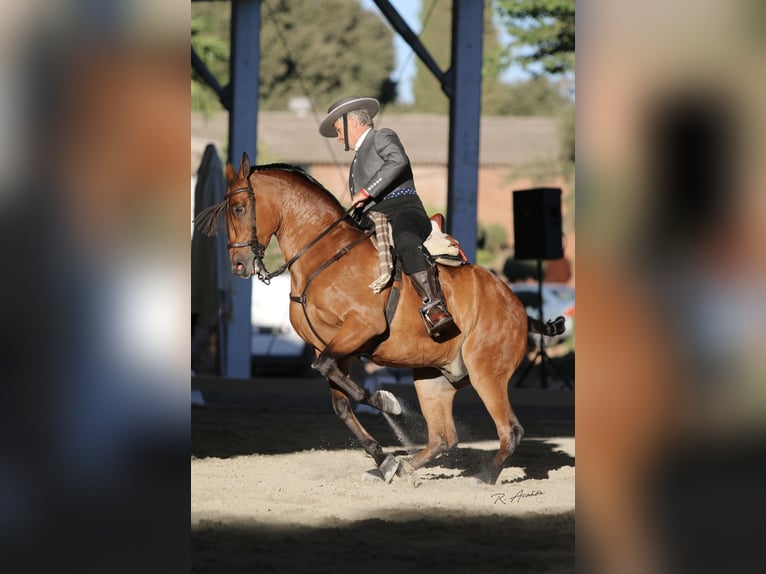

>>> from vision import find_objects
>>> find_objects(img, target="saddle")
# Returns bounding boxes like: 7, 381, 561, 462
366, 212, 468, 294
424, 214, 469, 267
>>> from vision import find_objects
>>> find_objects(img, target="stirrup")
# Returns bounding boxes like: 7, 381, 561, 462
418, 301, 454, 336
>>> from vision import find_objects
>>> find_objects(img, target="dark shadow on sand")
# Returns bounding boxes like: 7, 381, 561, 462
192, 399, 573, 460
413, 438, 575, 484
192, 509, 575, 574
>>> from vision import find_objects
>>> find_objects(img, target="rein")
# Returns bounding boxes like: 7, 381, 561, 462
226, 182, 357, 285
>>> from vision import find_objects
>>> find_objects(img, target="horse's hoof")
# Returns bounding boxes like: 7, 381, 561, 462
361, 469, 385, 482
396, 460, 421, 488
379, 454, 400, 483
371, 390, 402, 415
396, 459, 415, 477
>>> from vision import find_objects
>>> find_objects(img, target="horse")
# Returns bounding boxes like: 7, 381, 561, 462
195, 153, 564, 484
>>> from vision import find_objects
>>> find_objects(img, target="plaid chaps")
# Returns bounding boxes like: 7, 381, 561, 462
367, 211, 394, 293
365, 211, 467, 293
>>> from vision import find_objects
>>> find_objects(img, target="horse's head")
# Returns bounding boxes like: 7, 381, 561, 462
194, 152, 277, 280
225, 152, 278, 279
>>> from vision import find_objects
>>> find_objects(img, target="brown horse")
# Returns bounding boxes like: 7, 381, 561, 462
195, 154, 562, 484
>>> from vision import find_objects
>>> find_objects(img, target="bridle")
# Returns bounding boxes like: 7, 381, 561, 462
224, 178, 359, 285
225, 185, 264, 252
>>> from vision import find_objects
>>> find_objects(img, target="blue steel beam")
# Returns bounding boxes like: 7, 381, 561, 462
372, 0, 451, 97
446, 0, 483, 262
369, 0, 482, 261
223, 0, 262, 378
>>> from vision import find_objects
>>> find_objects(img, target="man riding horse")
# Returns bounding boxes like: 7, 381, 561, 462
319, 96, 454, 337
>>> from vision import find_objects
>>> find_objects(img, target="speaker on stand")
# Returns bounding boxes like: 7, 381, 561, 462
511, 188, 572, 389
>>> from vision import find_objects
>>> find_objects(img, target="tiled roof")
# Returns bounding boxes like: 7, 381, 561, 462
192, 111, 561, 169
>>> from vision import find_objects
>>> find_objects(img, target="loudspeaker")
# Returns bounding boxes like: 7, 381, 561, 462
513, 188, 563, 260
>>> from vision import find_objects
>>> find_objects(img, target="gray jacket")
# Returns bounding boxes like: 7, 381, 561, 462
349, 128, 416, 205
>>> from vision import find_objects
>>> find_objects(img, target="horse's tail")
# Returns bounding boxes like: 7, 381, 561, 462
528, 316, 566, 337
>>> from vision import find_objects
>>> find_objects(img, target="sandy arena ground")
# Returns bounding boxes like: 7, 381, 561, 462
192, 377, 574, 573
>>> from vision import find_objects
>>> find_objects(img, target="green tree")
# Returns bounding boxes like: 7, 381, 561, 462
260, 0, 396, 109
492, 1, 575, 224
493, 0, 575, 75
191, 0, 397, 112
481, 1, 517, 115
412, 0, 510, 114
192, 13, 230, 115
489, 75, 569, 115
411, 0, 561, 115
411, 0, 452, 113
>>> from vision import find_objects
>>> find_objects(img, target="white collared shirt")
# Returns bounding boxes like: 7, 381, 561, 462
354, 127, 372, 152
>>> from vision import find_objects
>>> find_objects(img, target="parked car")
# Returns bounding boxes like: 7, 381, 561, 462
251, 275, 314, 376
510, 282, 575, 347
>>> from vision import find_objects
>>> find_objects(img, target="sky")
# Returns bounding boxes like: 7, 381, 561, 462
359, 0, 532, 104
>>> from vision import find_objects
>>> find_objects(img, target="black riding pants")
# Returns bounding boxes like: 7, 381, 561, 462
369, 194, 432, 274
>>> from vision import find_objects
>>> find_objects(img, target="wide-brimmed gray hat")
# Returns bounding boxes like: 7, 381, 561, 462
319, 96, 380, 137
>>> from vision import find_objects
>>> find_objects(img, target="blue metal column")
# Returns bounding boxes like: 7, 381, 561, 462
224, 0, 261, 378
446, 0, 483, 263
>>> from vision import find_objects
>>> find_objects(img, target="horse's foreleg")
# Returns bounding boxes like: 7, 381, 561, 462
310, 316, 401, 415
327, 382, 400, 482
313, 352, 401, 415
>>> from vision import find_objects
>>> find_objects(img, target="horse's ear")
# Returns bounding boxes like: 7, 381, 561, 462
240, 152, 251, 177
225, 162, 236, 183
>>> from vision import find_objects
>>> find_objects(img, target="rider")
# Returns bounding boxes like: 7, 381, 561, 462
319, 95, 454, 337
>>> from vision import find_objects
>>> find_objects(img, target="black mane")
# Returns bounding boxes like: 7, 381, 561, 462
250, 163, 345, 207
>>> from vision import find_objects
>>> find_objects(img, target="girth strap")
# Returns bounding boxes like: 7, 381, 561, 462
356, 262, 403, 357
384, 265, 403, 326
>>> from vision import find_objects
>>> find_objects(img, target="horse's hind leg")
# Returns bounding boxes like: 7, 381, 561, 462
407, 368, 460, 470
463, 341, 526, 484
327, 382, 400, 482
466, 360, 525, 485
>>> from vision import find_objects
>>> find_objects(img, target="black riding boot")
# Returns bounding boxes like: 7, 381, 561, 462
410, 266, 454, 336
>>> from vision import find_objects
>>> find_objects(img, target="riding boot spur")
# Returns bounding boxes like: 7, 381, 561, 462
409, 266, 454, 336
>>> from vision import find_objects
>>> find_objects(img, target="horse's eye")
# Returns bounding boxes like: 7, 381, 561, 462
234, 205, 247, 216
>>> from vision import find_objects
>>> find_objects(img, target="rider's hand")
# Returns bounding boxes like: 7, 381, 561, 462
351, 188, 370, 207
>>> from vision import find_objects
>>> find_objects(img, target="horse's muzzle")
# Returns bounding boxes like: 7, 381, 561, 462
231, 254, 255, 278
232, 252, 262, 278
232, 261, 250, 278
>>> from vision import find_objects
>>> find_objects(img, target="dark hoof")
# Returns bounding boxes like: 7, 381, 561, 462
370, 390, 401, 415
